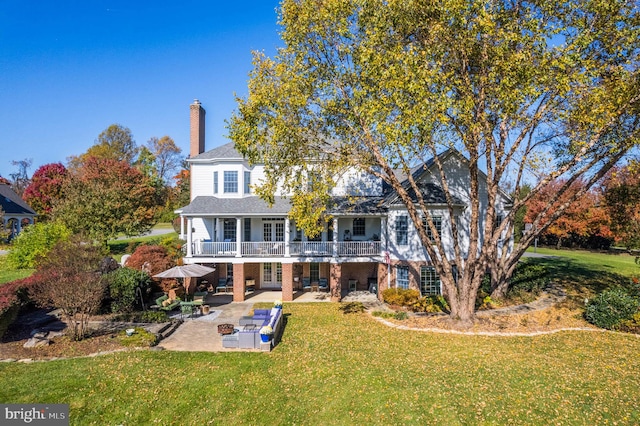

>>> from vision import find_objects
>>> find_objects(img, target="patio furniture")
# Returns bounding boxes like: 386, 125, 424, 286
192, 291, 207, 305
318, 278, 328, 291
222, 332, 239, 348
180, 301, 198, 319
216, 278, 233, 293
245, 279, 256, 292
155, 295, 180, 311
302, 277, 312, 291
218, 323, 235, 335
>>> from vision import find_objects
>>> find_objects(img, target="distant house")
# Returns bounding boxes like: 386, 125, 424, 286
0, 183, 36, 239
176, 100, 512, 302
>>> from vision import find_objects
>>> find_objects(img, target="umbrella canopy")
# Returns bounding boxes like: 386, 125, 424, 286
153, 264, 216, 279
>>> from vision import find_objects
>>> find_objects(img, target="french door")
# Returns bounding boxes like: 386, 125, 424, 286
262, 262, 282, 289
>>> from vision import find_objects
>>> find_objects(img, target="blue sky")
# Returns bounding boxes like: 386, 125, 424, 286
0, 0, 282, 179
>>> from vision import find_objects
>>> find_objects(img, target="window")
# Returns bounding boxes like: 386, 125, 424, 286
420, 266, 441, 295
226, 263, 233, 278
275, 222, 284, 241
224, 171, 238, 193
395, 215, 408, 245
423, 215, 442, 242
353, 218, 365, 236
223, 219, 236, 241
244, 218, 251, 241
396, 266, 409, 289
244, 171, 251, 194
310, 263, 320, 283
213, 171, 218, 194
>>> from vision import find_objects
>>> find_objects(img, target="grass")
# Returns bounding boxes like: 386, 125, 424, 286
0, 256, 33, 285
524, 247, 639, 301
1, 303, 639, 424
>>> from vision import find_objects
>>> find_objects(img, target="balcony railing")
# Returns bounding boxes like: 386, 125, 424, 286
191, 240, 381, 258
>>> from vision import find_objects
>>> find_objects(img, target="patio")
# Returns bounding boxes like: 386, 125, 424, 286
156, 290, 333, 352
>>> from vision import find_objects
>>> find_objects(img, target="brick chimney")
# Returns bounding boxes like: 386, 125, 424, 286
190, 99, 206, 157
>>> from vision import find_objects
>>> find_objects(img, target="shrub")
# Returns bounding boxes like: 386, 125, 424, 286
125, 244, 175, 276
584, 288, 640, 330
618, 312, 640, 334
7, 222, 71, 269
159, 235, 185, 260
411, 295, 446, 313
107, 267, 152, 313
382, 288, 420, 306
116, 327, 158, 347
30, 237, 108, 340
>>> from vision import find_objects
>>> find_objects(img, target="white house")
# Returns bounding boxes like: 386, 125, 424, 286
177, 100, 512, 302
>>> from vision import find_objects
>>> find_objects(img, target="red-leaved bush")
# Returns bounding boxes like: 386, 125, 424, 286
0, 273, 45, 339
125, 245, 175, 276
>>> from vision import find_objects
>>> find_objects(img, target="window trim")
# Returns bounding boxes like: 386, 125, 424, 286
396, 265, 409, 289
223, 171, 238, 193
395, 215, 408, 246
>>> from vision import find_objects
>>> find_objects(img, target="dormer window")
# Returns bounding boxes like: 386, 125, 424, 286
224, 171, 238, 193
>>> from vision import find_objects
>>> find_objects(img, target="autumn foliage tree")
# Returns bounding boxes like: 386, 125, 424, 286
525, 179, 612, 249
53, 157, 158, 244
23, 162, 67, 220
229, 0, 640, 323
602, 163, 640, 249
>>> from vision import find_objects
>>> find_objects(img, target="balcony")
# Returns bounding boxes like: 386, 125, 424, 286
190, 240, 382, 258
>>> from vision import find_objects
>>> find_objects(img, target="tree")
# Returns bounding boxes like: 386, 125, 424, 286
30, 236, 107, 340
525, 180, 611, 249
22, 163, 67, 220
53, 157, 158, 244
146, 136, 182, 185
228, 0, 640, 323
0, 207, 10, 242
68, 124, 138, 168
9, 158, 32, 197
602, 162, 640, 249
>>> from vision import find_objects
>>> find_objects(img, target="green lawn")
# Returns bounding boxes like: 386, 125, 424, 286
1, 303, 639, 425
527, 246, 639, 277
0, 256, 33, 285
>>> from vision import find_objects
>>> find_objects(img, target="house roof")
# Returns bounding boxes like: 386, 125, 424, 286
328, 196, 388, 215
179, 195, 292, 216
383, 181, 465, 207
189, 142, 243, 161
0, 184, 36, 216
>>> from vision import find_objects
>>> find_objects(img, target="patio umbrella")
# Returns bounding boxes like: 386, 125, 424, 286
153, 264, 216, 279
153, 264, 216, 294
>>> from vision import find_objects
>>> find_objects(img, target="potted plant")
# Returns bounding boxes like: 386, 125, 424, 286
259, 325, 273, 342
274, 299, 283, 309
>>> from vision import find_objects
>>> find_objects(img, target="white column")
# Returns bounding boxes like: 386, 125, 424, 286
236, 217, 242, 257
186, 217, 193, 257
180, 216, 185, 239
333, 217, 338, 257
284, 217, 290, 257
380, 217, 387, 253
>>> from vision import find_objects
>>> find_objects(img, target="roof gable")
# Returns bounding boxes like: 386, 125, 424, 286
0, 184, 36, 215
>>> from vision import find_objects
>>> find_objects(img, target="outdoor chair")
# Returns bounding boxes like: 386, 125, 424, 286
216, 278, 231, 293
318, 278, 328, 291
302, 277, 312, 291
180, 301, 197, 319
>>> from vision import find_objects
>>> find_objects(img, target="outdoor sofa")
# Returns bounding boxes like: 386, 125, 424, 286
155, 295, 180, 311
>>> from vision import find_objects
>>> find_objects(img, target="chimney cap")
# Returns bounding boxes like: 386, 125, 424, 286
192, 99, 201, 105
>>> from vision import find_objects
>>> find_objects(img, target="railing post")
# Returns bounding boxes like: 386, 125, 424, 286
285, 217, 291, 257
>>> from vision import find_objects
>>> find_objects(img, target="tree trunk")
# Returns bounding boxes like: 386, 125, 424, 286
556, 237, 562, 250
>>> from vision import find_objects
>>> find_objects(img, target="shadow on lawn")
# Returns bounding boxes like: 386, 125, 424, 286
525, 256, 630, 298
